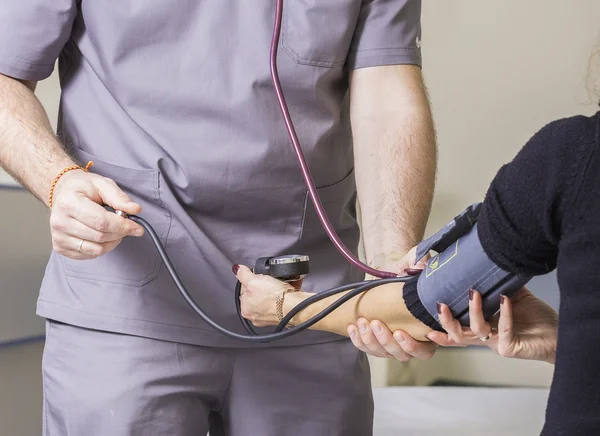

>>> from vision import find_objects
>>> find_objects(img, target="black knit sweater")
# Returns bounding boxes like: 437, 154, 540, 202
477, 112, 600, 435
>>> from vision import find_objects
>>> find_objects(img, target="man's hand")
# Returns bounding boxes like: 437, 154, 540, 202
50, 170, 144, 259
347, 319, 437, 361
348, 247, 437, 361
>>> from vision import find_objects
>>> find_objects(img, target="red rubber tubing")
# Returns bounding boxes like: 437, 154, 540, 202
269, 0, 396, 278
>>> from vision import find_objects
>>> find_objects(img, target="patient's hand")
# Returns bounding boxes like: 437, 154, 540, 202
429, 287, 558, 364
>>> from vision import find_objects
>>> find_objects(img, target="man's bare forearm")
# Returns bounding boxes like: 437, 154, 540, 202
350, 65, 436, 261
0, 73, 76, 206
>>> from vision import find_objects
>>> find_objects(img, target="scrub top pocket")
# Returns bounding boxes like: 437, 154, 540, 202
59, 148, 171, 287
281, 0, 362, 68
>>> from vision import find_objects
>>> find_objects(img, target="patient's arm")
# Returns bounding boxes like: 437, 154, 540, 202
285, 284, 431, 340
234, 265, 431, 341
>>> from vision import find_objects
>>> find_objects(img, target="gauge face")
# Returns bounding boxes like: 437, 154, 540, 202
269, 255, 310, 265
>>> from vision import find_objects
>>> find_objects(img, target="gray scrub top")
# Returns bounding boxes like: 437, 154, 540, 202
0, 1, 422, 347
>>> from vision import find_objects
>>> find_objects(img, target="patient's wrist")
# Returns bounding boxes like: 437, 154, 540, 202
283, 292, 312, 326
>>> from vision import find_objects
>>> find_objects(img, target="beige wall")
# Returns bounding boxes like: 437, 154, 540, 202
2, 1, 600, 434
422, 0, 600, 233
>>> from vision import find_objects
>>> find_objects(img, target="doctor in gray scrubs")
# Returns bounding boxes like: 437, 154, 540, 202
0, 1, 437, 435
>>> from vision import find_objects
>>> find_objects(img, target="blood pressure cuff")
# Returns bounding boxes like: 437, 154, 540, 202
403, 203, 532, 332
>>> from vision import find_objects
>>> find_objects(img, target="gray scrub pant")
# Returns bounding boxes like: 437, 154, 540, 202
42, 320, 373, 436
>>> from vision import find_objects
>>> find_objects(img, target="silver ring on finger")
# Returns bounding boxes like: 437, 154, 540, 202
479, 332, 492, 342
77, 239, 85, 253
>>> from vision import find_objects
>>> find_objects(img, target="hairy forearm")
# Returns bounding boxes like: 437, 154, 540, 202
0, 73, 76, 206
351, 65, 436, 261
283, 283, 430, 340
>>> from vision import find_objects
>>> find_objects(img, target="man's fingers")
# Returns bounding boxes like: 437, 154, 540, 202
348, 325, 372, 355
54, 215, 134, 244
54, 249, 95, 261
389, 329, 437, 360
52, 234, 121, 259
367, 320, 438, 361
51, 233, 100, 259
395, 246, 429, 273
412, 253, 429, 269
93, 177, 142, 215
353, 319, 393, 358
369, 322, 415, 361
68, 196, 143, 237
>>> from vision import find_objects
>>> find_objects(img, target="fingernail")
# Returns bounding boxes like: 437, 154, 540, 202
500, 295, 506, 305
133, 228, 143, 236
423, 333, 431, 342
404, 268, 423, 276
232, 264, 240, 275
359, 323, 368, 334
348, 328, 356, 338
437, 301, 442, 315
395, 333, 405, 344
469, 289, 474, 301
372, 323, 382, 334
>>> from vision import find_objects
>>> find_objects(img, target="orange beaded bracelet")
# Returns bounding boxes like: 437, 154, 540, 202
48, 161, 94, 208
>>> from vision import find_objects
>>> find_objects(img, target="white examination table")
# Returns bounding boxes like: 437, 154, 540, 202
373, 387, 550, 436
